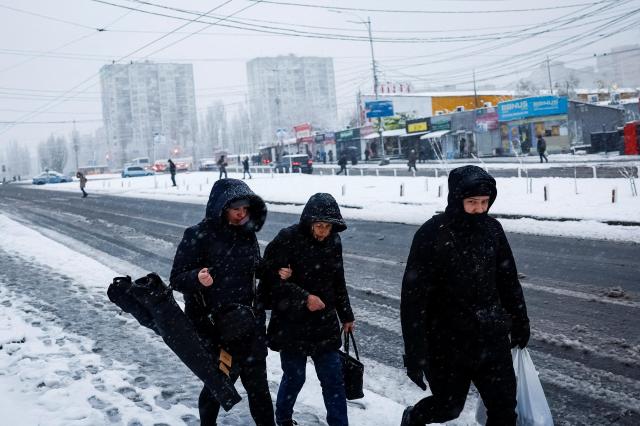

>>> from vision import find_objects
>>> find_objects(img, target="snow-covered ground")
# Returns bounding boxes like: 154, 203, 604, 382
27, 169, 640, 243
0, 214, 480, 425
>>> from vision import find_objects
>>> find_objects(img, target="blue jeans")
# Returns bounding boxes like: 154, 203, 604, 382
276, 350, 348, 426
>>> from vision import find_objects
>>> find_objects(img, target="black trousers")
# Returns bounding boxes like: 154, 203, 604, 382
171, 173, 177, 186
336, 165, 346, 175
411, 336, 517, 426
199, 357, 275, 426
539, 152, 548, 163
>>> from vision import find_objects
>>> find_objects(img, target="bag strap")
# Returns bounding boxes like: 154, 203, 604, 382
342, 329, 360, 361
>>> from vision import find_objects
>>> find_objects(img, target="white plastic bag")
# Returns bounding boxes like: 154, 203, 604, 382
475, 348, 554, 426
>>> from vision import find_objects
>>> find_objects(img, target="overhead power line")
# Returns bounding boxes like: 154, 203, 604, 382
248, 0, 616, 14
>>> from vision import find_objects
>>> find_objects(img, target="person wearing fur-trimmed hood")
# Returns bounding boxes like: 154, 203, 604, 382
170, 178, 274, 426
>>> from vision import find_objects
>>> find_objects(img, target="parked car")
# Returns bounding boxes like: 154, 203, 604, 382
122, 166, 154, 178
273, 154, 313, 174
32, 171, 73, 185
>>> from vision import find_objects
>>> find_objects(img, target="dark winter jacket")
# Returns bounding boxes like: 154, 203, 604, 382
170, 179, 268, 356
401, 165, 529, 368
537, 137, 547, 153
263, 193, 354, 355
242, 158, 250, 171
168, 159, 176, 174
337, 155, 348, 167
408, 151, 417, 166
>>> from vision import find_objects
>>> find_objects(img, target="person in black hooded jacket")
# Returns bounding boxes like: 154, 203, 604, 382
170, 178, 275, 426
262, 193, 355, 426
400, 165, 530, 426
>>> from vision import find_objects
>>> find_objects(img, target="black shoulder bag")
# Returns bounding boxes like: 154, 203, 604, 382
338, 329, 365, 400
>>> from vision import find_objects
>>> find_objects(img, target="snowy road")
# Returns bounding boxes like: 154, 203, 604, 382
1, 184, 639, 425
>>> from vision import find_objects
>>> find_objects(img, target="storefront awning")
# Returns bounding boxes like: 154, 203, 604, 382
362, 132, 381, 140
420, 130, 451, 140
382, 128, 407, 137
401, 131, 429, 138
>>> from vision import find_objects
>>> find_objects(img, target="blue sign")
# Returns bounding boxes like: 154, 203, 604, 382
365, 100, 394, 118
497, 96, 568, 121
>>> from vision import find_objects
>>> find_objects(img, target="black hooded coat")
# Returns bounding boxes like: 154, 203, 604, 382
401, 166, 529, 369
170, 178, 268, 358
262, 193, 355, 355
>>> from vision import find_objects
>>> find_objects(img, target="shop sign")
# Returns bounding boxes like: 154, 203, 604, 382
498, 96, 568, 121
430, 115, 452, 131
335, 128, 360, 142
406, 118, 429, 133
365, 100, 394, 118
293, 123, 312, 139
475, 108, 499, 132
314, 134, 325, 143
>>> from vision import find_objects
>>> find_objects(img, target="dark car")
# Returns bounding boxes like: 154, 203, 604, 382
274, 154, 313, 174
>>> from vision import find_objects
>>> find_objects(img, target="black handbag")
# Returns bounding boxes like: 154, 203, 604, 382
338, 330, 365, 400
210, 303, 257, 344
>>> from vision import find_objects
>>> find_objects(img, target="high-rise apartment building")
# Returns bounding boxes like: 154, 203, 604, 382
100, 61, 197, 166
597, 45, 640, 88
247, 55, 337, 144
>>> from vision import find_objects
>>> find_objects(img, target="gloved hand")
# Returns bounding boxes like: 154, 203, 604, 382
510, 320, 531, 349
406, 367, 427, 391
403, 355, 428, 390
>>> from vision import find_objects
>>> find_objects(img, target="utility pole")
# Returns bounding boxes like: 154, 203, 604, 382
365, 16, 386, 161
366, 17, 379, 100
473, 69, 479, 109
546, 56, 553, 95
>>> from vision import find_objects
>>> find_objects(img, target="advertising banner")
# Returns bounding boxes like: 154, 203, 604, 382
430, 115, 452, 131
475, 108, 499, 132
498, 96, 568, 121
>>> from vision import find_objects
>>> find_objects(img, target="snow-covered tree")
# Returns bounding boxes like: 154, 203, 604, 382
38, 134, 68, 172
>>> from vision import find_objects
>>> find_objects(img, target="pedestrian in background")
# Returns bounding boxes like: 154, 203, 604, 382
170, 179, 274, 426
217, 155, 228, 180
262, 193, 354, 426
242, 156, 252, 180
459, 137, 466, 158
76, 171, 88, 198
328, 150, 334, 163
336, 153, 347, 175
537, 135, 548, 163
400, 165, 530, 426
168, 158, 177, 187
407, 149, 418, 173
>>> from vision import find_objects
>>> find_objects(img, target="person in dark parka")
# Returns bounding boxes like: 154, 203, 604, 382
400, 165, 530, 426
262, 193, 355, 426
170, 178, 275, 426
168, 158, 177, 186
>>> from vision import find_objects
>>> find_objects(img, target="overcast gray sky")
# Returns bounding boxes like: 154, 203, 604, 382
0, 0, 638, 146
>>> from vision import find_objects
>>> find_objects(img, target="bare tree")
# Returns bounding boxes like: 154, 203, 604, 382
38, 134, 68, 172
515, 79, 539, 96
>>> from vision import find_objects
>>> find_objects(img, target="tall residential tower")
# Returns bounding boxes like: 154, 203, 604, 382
100, 61, 197, 166
247, 55, 337, 144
